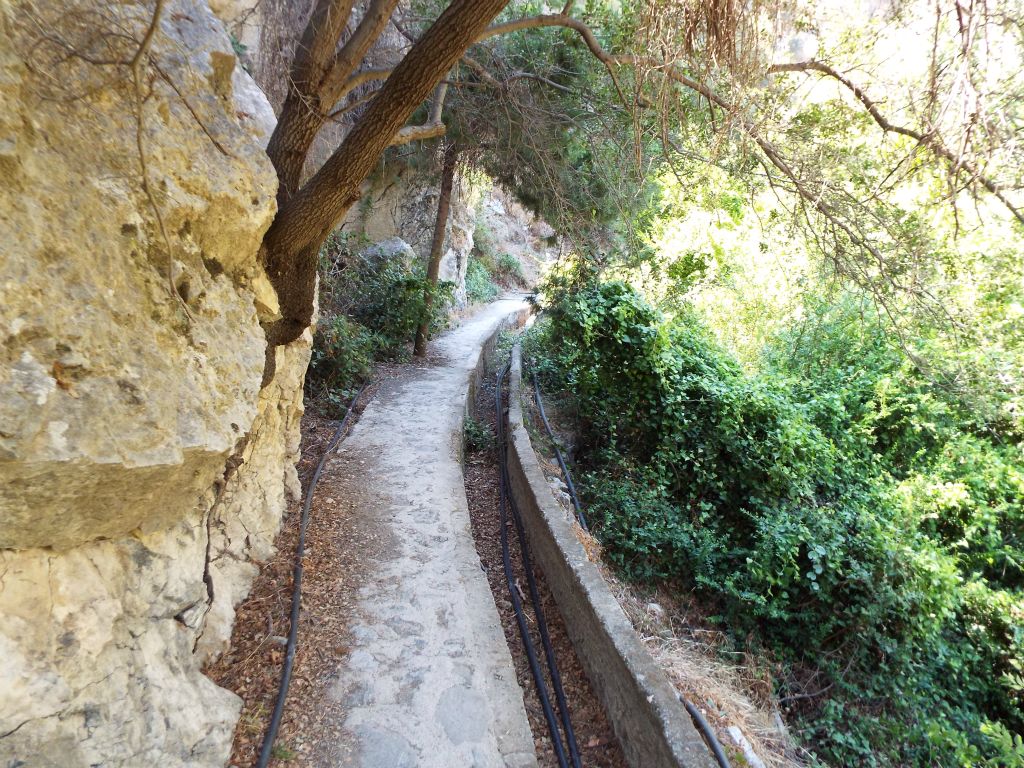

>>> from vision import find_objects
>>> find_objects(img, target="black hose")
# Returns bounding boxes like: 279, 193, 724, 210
530, 372, 587, 531
683, 697, 732, 768
495, 363, 581, 768
530, 369, 732, 768
256, 385, 366, 768
498, 365, 582, 768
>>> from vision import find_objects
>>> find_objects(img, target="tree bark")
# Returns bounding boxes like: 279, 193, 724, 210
265, 0, 400, 205
261, 0, 510, 352
264, 0, 356, 203
414, 141, 458, 357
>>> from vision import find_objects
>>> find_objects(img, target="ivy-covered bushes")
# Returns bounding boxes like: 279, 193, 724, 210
307, 232, 453, 415
465, 257, 499, 303
529, 280, 1024, 767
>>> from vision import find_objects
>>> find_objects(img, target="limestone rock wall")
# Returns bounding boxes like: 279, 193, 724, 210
342, 165, 479, 306
476, 187, 559, 288
0, 0, 307, 765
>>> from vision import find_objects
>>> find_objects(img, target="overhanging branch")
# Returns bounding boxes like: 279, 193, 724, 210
769, 59, 1023, 225
473, 13, 1022, 226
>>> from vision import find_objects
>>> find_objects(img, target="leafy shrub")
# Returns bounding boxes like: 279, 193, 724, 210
464, 416, 495, 453
317, 231, 454, 355
308, 316, 376, 415
473, 220, 497, 270
534, 279, 1024, 767
496, 252, 525, 285
308, 232, 455, 414
350, 258, 453, 355
466, 257, 499, 303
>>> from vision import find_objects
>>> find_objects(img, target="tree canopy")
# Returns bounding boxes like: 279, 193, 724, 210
257, 1, 1024, 760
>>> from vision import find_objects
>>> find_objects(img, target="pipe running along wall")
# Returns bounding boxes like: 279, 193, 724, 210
504, 343, 718, 768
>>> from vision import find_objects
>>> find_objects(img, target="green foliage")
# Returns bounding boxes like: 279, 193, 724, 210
318, 231, 454, 355
473, 220, 498, 270
350, 258, 454, 352
228, 33, 247, 58
309, 315, 375, 400
471, 218, 525, 288
496, 253, 525, 285
464, 416, 495, 454
534, 279, 1024, 767
270, 743, 295, 761
982, 721, 1024, 767
466, 257, 499, 303
308, 231, 454, 413
228, 33, 252, 75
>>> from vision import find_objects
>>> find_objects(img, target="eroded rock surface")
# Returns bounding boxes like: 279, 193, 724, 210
342, 166, 478, 306
0, 0, 307, 764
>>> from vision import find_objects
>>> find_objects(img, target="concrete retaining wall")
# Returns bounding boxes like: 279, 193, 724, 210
505, 345, 717, 768
462, 303, 531, 461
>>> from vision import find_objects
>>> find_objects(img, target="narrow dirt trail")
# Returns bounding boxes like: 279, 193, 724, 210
297, 298, 537, 767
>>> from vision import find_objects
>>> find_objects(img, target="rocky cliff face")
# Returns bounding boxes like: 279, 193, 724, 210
0, 0, 305, 764
342, 164, 478, 306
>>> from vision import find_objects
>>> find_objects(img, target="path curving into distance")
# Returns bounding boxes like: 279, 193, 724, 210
313, 298, 537, 768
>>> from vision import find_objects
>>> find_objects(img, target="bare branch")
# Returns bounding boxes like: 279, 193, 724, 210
461, 55, 501, 88
334, 67, 392, 102
321, 0, 401, 104
388, 122, 447, 145
504, 72, 574, 94
388, 79, 449, 147
127, 0, 191, 319
129, 0, 164, 69
477, 14, 611, 63
770, 60, 1024, 225
428, 77, 449, 124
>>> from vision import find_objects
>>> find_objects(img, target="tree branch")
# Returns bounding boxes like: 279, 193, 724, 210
290, 0, 357, 86
476, 13, 629, 107
770, 59, 1023, 224
460, 54, 501, 88
388, 122, 447, 145
321, 0, 401, 104
129, 0, 164, 69
334, 67, 392, 102
388, 79, 448, 146
265, 0, 357, 198
475, 13, 1021, 226
261, 0, 508, 351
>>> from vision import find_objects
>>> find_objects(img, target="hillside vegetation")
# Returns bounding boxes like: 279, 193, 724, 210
528, 271, 1023, 764
274, 0, 1024, 762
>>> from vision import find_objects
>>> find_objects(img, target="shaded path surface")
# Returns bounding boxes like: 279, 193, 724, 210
318, 299, 537, 768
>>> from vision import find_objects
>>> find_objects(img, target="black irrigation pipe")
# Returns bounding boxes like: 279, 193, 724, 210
495, 362, 582, 768
530, 372, 588, 531
256, 385, 366, 768
684, 698, 733, 768
529, 367, 732, 768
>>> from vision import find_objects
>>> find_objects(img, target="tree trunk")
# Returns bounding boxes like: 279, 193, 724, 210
264, 0, 400, 205
261, 0, 510, 352
414, 141, 458, 357
265, 97, 329, 204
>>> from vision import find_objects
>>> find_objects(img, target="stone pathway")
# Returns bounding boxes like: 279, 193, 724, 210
317, 298, 537, 768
